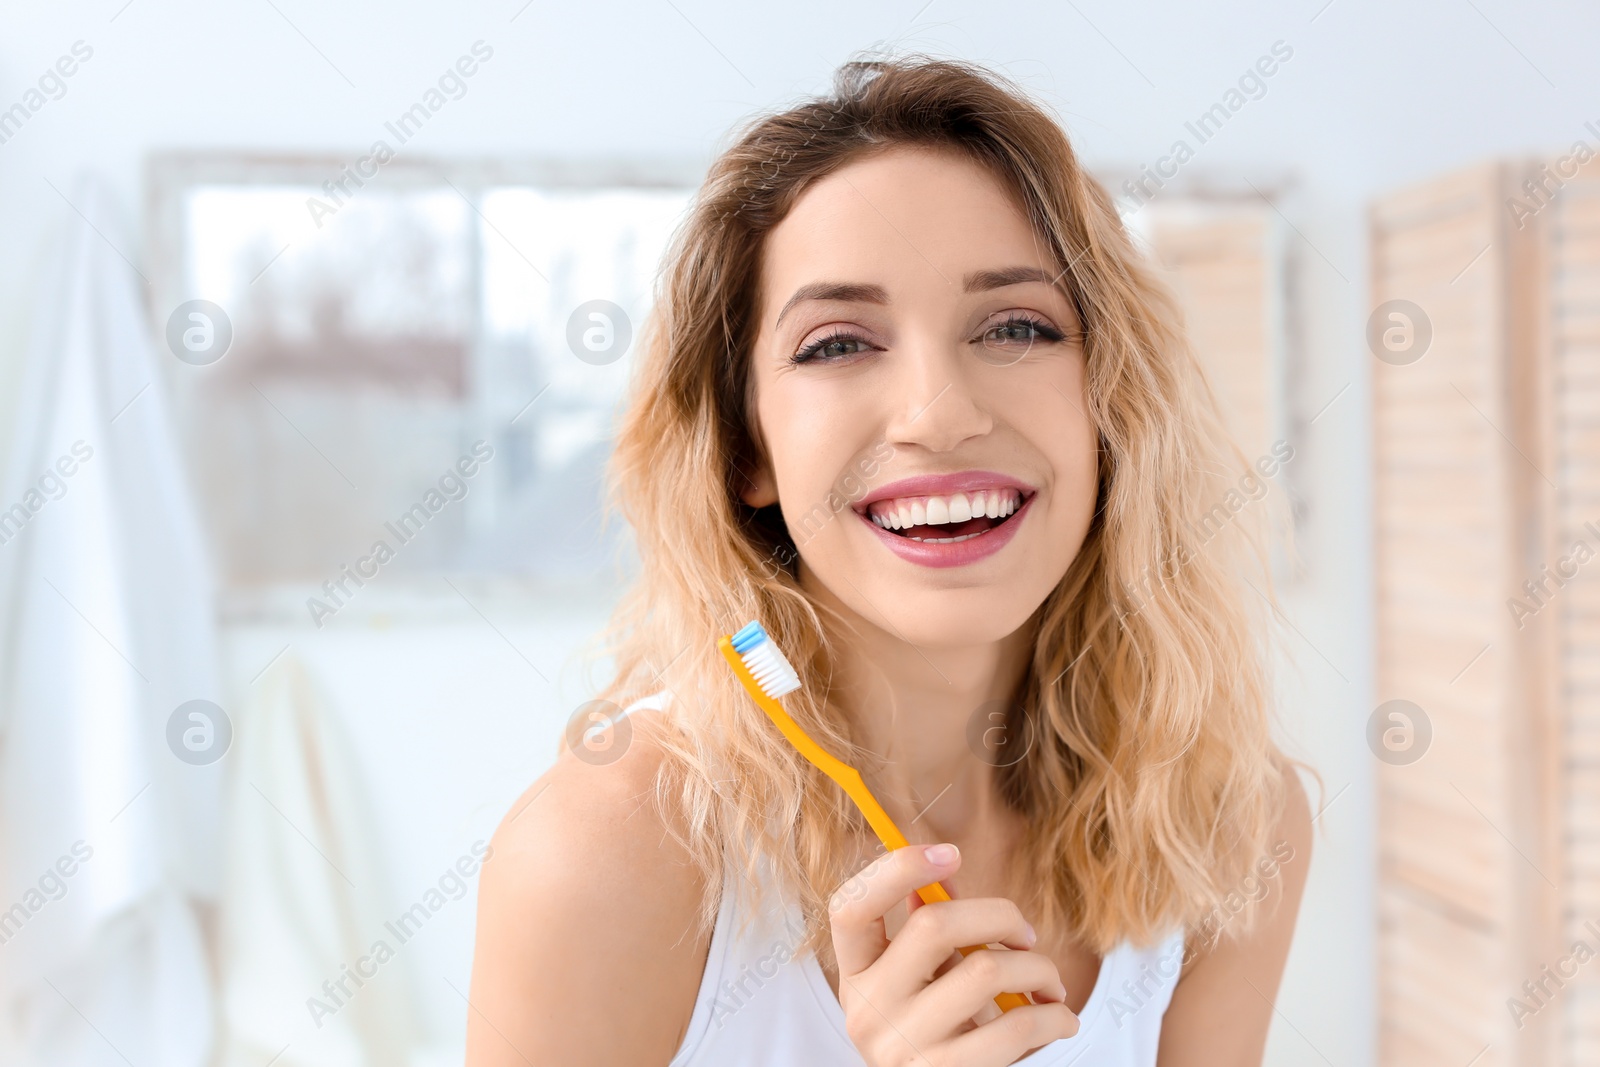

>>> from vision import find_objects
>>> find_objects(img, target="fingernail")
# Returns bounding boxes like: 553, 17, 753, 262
1024, 922, 1037, 945
924, 843, 959, 866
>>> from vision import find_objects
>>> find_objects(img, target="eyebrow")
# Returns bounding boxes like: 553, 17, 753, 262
773, 266, 1058, 327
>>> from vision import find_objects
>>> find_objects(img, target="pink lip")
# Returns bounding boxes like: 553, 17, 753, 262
852, 470, 1037, 512
853, 470, 1038, 570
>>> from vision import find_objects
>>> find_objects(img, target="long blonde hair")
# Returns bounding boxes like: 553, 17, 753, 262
594, 54, 1293, 965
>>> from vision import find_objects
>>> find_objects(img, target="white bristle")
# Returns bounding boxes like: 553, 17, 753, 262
741, 639, 802, 699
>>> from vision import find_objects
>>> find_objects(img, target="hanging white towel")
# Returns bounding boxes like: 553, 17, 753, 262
0, 172, 220, 1066
217, 651, 420, 1067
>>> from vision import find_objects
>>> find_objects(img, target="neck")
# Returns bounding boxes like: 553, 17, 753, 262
798, 562, 1035, 846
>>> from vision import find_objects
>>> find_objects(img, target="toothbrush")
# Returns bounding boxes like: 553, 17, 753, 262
719, 620, 1031, 1014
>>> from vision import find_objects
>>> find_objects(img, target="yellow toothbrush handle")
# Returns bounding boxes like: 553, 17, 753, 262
911, 878, 1031, 1012
719, 636, 1032, 1014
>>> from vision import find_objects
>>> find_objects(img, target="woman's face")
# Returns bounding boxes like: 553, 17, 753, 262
742, 145, 1100, 649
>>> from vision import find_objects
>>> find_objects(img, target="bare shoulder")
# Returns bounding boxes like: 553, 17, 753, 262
1259, 758, 1314, 909
1157, 761, 1312, 1067
466, 708, 713, 1067
1273, 760, 1314, 876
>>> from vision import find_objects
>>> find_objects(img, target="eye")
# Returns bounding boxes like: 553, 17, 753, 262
974, 313, 1068, 349
792, 330, 875, 365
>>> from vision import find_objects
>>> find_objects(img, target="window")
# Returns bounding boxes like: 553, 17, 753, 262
148, 155, 694, 602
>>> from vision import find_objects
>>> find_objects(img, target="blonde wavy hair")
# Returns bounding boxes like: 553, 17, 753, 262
591, 54, 1295, 967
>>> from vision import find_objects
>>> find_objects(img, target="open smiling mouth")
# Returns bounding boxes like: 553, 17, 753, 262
862, 488, 1032, 544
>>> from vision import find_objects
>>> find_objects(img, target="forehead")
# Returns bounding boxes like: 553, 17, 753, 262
757, 145, 1051, 311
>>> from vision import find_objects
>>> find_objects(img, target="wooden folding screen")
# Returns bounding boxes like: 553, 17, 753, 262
1142, 202, 1286, 464
1372, 155, 1599, 1067
1547, 159, 1600, 1067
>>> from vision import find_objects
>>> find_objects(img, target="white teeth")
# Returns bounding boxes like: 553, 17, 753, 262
865, 487, 1025, 531
907, 531, 983, 544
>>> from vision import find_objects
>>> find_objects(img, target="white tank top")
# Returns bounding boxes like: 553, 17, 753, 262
616, 694, 1187, 1066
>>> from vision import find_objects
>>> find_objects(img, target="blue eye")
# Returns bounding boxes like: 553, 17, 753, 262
792, 331, 873, 364
789, 315, 1069, 365
979, 315, 1066, 347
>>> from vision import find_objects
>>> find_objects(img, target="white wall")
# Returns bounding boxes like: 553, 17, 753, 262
218, 586, 620, 1060
4, 1, 1599, 1063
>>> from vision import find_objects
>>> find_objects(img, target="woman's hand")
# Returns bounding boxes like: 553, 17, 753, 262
828, 842, 1081, 1067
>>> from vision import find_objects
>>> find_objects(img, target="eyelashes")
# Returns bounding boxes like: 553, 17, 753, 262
792, 329, 873, 364
789, 313, 1071, 366
978, 313, 1069, 349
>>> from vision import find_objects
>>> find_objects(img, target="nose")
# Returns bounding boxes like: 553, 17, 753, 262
881, 336, 993, 453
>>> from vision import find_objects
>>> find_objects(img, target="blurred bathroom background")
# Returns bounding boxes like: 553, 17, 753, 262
1, 2, 1597, 1065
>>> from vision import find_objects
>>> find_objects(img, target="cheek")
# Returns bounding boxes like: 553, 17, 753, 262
759, 380, 837, 455
1059, 422, 1101, 522
1043, 446, 1098, 545
1015, 386, 1098, 530
1008, 365, 1095, 454
755, 370, 881, 520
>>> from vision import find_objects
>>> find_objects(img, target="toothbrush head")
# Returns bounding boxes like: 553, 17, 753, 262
729, 620, 802, 699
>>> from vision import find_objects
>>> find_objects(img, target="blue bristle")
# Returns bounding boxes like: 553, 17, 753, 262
729, 618, 801, 698
730, 620, 767, 653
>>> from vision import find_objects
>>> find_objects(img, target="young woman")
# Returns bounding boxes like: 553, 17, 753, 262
467, 55, 1311, 1067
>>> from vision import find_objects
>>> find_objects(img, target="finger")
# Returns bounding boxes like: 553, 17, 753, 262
964, 971, 1065, 1030
910, 946, 1067, 1034
877, 896, 1037, 982
830, 843, 962, 976
942, 1002, 1082, 1067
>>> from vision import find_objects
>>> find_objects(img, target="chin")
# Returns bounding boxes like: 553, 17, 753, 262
810, 551, 1057, 651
